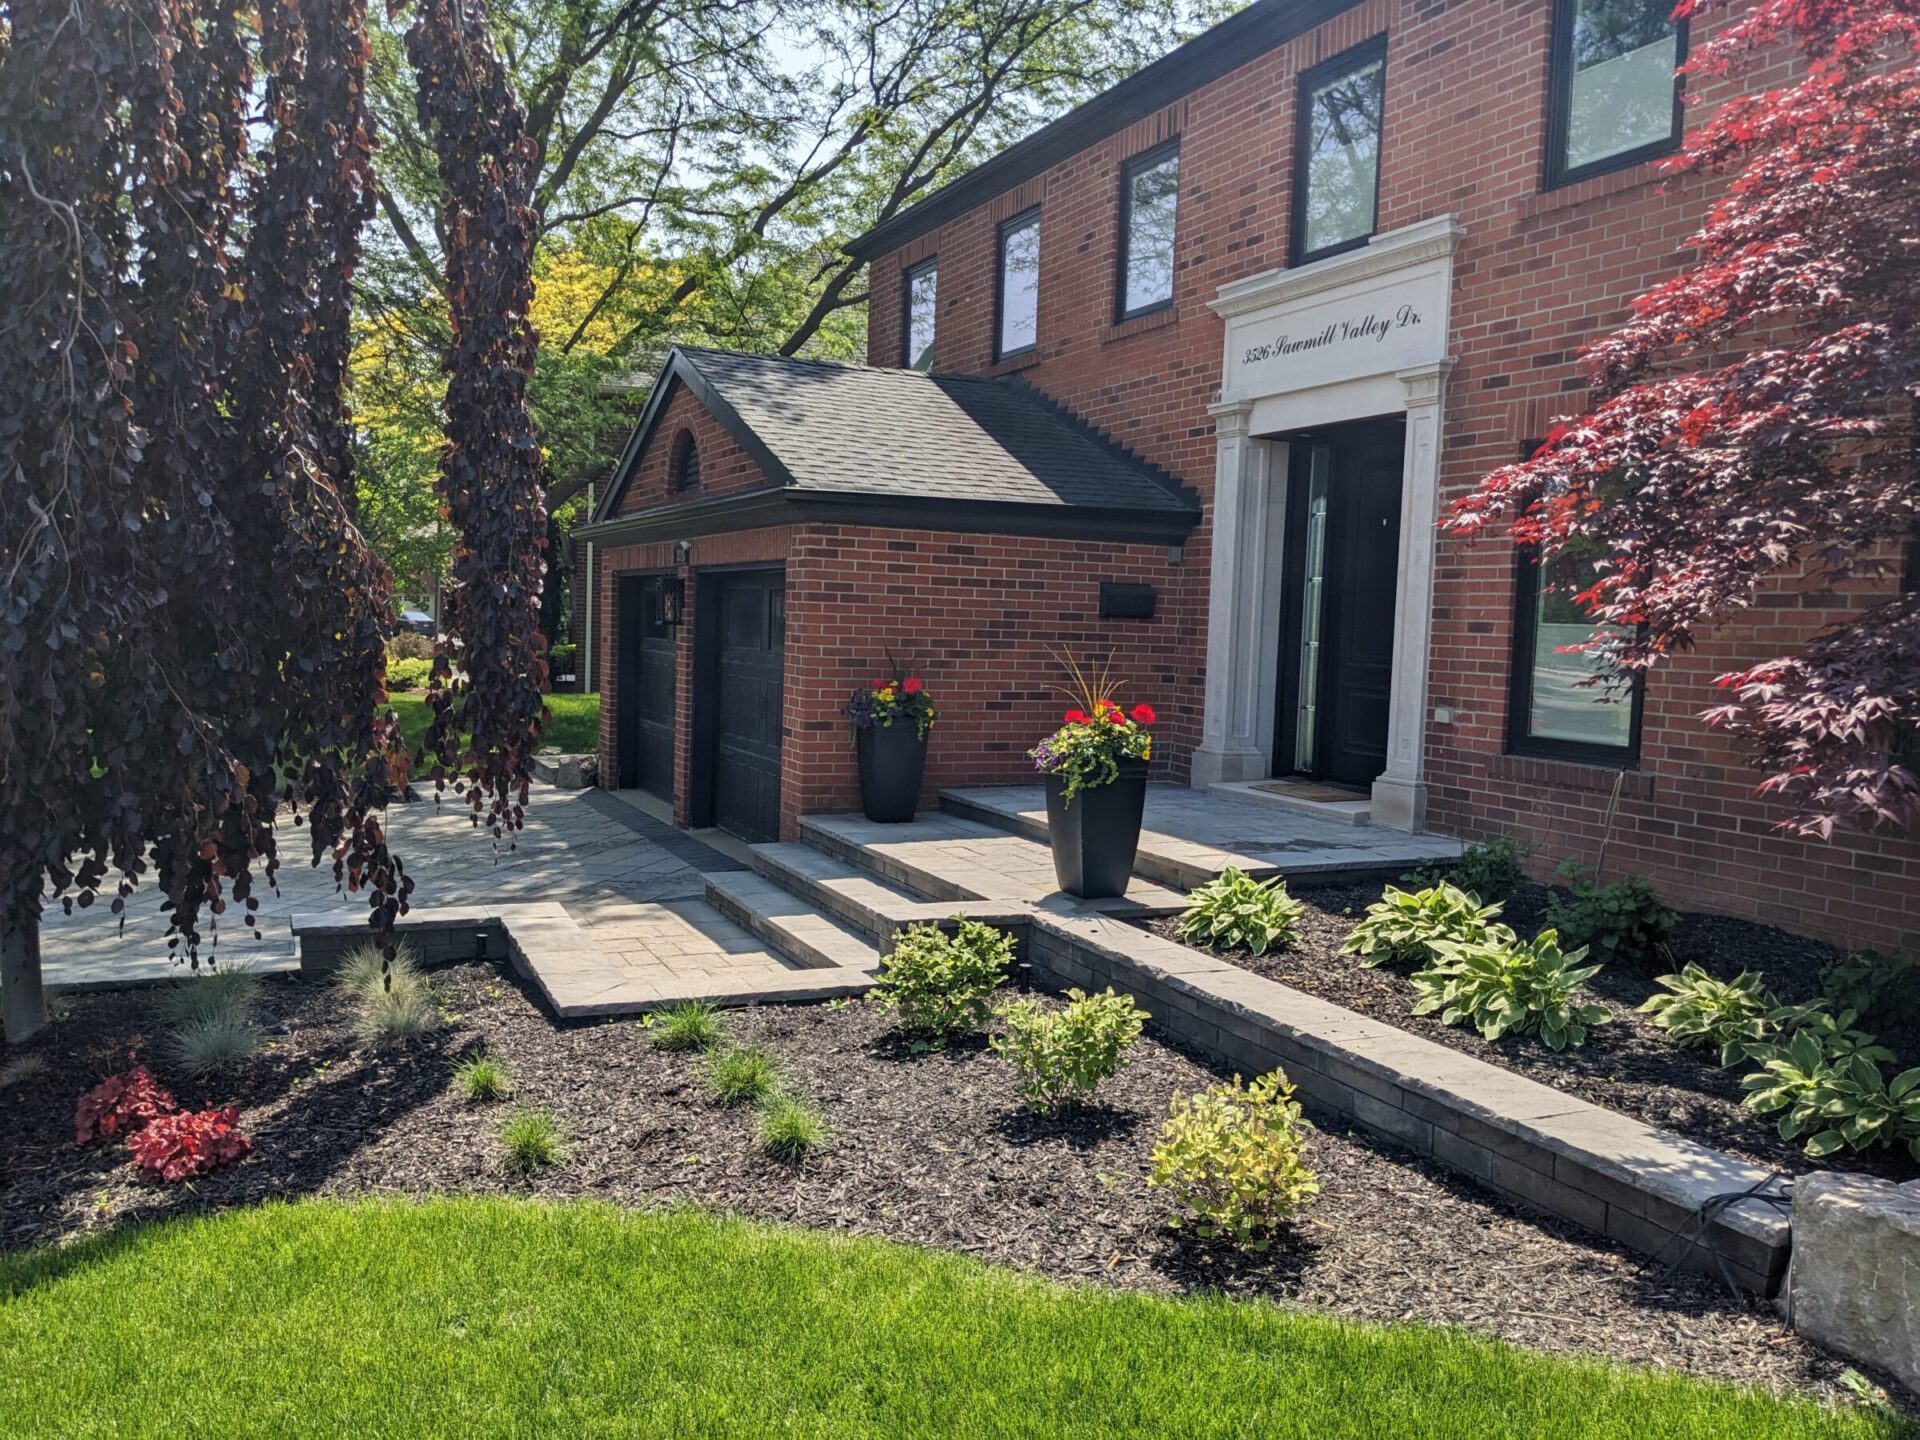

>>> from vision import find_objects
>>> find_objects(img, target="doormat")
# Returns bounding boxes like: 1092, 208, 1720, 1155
1252, 781, 1368, 804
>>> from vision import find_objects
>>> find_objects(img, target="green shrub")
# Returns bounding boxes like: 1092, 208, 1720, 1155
157, 964, 262, 1028
1340, 884, 1508, 968
1819, 950, 1920, 1032
387, 631, 433, 661
756, 1094, 829, 1162
1742, 1028, 1920, 1161
704, 1045, 779, 1106
1176, 869, 1304, 956
1544, 863, 1676, 970
1410, 929, 1612, 1050
549, 642, 579, 674
990, 988, 1147, 1113
1148, 1071, 1319, 1250
874, 918, 1013, 1038
1408, 835, 1528, 903
1638, 964, 1776, 1064
168, 1009, 264, 1075
647, 1000, 724, 1053
385, 655, 433, 692
452, 1051, 512, 1103
501, 1109, 561, 1172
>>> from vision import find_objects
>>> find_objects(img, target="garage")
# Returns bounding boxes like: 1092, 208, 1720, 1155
703, 569, 785, 842
614, 574, 677, 799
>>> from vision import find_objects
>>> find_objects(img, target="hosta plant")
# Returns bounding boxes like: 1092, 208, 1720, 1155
1742, 1029, 1920, 1161
128, 1107, 252, 1183
75, 1068, 176, 1145
1176, 869, 1304, 956
1755, 1003, 1896, 1070
875, 918, 1013, 1039
1638, 964, 1776, 1065
990, 988, 1147, 1112
1411, 929, 1611, 1050
1340, 884, 1508, 968
1148, 1071, 1318, 1251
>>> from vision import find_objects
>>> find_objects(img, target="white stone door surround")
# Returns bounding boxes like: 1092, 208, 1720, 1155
1192, 215, 1464, 832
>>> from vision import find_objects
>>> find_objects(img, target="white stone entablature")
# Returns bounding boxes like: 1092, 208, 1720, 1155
1193, 215, 1464, 832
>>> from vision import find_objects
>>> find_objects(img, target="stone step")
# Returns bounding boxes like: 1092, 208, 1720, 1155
746, 842, 927, 943
796, 812, 1185, 916
703, 869, 885, 977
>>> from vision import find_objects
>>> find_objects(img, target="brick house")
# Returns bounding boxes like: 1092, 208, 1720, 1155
577, 0, 1920, 952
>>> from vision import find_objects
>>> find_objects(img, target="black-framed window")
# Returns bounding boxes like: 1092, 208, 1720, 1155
1116, 141, 1179, 320
995, 208, 1040, 360
1291, 36, 1386, 266
1545, 0, 1688, 189
902, 258, 937, 371
670, 429, 700, 492
1509, 543, 1643, 764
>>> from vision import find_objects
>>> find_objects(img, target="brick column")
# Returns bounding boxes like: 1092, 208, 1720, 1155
1371, 358, 1454, 832
1192, 400, 1283, 786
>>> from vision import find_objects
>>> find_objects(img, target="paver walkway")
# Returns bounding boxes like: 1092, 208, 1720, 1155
34, 784, 768, 996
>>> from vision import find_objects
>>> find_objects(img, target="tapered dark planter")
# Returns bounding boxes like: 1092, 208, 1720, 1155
1043, 758, 1147, 898
856, 722, 928, 823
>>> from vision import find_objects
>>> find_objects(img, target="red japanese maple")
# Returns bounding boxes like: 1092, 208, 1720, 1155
1448, 0, 1920, 836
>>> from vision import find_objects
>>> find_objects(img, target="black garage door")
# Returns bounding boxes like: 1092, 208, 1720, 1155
710, 571, 785, 842
615, 574, 676, 798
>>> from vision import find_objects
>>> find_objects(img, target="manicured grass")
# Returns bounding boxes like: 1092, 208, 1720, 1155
0, 1198, 1902, 1439
388, 690, 599, 757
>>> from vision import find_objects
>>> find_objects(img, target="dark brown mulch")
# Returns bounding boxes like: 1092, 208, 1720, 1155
1145, 881, 1920, 1184
0, 964, 1907, 1410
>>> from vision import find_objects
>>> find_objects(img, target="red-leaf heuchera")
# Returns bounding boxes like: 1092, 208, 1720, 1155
75, 1068, 177, 1146
128, 1107, 253, 1184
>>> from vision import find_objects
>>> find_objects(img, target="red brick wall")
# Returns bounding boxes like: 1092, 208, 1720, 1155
858, 0, 1919, 950
611, 380, 771, 517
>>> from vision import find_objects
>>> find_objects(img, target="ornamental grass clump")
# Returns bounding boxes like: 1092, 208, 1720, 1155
169, 1009, 265, 1076
874, 918, 1013, 1040
335, 944, 440, 1051
991, 988, 1147, 1113
1341, 884, 1509, 968
453, 1051, 512, 1103
1027, 650, 1154, 806
1148, 1071, 1318, 1251
501, 1109, 562, 1173
1410, 929, 1611, 1051
756, 1093, 830, 1162
157, 965, 263, 1028
1177, 869, 1304, 956
703, 1045, 780, 1107
647, 1000, 725, 1053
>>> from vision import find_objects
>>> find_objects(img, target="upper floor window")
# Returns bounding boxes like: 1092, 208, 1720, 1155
1291, 37, 1386, 266
1546, 0, 1687, 188
903, 259, 937, 371
670, 429, 700, 492
1117, 141, 1179, 320
995, 208, 1040, 359
1510, 543, 1642, 764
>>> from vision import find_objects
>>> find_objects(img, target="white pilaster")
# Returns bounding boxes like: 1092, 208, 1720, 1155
1370, 358, 1454, 832
1192, 400, 1278, 786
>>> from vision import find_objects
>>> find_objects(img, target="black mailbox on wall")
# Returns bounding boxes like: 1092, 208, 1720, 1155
1099, 582, 1156, 620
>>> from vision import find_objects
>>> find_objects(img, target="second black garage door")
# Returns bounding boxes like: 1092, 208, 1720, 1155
707, 570, 785, 842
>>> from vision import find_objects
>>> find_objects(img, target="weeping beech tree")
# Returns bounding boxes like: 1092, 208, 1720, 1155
0, 0, 546, 1043
1450, 0, 1920, 839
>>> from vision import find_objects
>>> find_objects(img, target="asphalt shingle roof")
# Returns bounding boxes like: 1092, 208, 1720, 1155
673, 346, 1196, 517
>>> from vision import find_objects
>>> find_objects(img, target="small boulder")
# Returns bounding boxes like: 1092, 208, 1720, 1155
1789, 1172, 1920, 1392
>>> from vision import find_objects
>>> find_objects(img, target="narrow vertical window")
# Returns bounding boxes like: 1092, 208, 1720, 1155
995, 209, 1040, 359
903, 259, 937, 371
1117, 142, 1179, 320
1291, 37, 1386, 266
670, 429, 700, 492
1546, 0, 1687, 188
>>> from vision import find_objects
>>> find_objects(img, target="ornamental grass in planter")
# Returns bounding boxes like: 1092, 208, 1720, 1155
1028, 652, 1155, 899
844, 666, 937, 823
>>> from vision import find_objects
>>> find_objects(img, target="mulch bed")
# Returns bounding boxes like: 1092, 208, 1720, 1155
1144, 881, 1920, 1184
0, 963, 1908, 1410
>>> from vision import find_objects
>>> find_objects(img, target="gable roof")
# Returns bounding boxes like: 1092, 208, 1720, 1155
585, 346, 1199, 546
845, 0, 1358, 263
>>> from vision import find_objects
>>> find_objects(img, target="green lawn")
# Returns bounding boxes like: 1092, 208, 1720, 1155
0, 1198, 1900, 1439
388, 690, 599, 757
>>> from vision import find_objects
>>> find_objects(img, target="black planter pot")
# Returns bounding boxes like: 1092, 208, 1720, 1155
856, 722, 929, 823
1043, 758, 1148, 898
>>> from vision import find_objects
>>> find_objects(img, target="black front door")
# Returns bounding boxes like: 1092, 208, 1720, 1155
615, 575, 677, 798
1276, 418, 1405, 787
709, 571, 785, 842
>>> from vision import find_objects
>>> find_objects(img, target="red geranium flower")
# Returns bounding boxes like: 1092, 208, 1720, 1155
902, 677, 923, 695
1064, 708, 1090, 724
1107, 709, 1126, 725
1131, 703, 1156, 725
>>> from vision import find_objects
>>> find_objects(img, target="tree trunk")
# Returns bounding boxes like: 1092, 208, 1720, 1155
2, 904, 47, 1046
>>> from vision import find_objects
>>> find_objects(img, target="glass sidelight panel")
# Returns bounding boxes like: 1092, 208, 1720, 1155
1292, 443, 1332, 772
